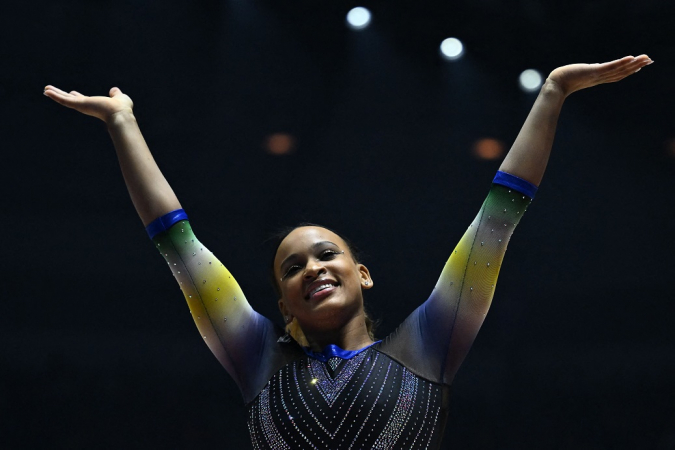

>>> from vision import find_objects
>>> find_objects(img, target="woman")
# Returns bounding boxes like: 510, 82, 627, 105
44, 55, 652, 449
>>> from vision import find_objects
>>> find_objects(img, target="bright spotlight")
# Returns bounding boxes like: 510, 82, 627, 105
519, 69, 543, 92
440, 38, 464, 60
346, 7, 371, 30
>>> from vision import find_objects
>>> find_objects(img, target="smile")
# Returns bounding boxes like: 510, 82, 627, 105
310, 284, 334, 296
305, 279, 340, 300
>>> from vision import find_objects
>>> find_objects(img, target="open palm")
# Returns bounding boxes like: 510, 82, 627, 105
548, 54, 652, 97
44, 86, 134, 123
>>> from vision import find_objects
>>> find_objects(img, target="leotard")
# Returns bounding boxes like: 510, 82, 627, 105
147, 171, 536, 449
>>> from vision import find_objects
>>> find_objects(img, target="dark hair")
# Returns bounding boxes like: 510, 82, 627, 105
269, 223, 377, 343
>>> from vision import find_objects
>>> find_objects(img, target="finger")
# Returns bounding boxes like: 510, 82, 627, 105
44, 88, 87, 108
44, 89, 81, 108
109, 87, 122, 97
595, 56, 642, 75
601, 55, 651, 74
632, 56, 653, 70
632, 54, 652, 63
603, 63, 649, 84
70, 90, 85, 97
609, 59, 651, 79
594, 57, 635, 78
625, 56, 652, 71
55, 86, 77, 95
44, 85, 73, 96
601, 62, 641, 80
599, 55, 634, 69
597, 57, 651, 82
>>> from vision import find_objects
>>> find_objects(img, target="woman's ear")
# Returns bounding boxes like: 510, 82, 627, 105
278, 299, 293, 323
358, 264, 373, 289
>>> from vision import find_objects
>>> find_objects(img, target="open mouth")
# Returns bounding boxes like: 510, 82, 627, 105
305, 280, 340, 300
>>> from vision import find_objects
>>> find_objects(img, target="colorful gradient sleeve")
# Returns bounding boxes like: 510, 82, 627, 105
149, 219, 290, 402
380, 171, 534, 385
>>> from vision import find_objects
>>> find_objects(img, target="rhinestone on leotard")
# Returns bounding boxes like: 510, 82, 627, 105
247, 348, 444, 449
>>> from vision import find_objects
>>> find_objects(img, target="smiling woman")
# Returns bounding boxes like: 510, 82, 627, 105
269, 223, 380, 348
44, 54, 652, 449
273, 225, 374, 349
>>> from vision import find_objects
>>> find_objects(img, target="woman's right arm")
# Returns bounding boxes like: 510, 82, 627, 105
43, 86, 180, 224
44, 86, 284, 402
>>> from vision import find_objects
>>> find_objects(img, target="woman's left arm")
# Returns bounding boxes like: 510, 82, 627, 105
434, 55, 653, 383
500, 55, 652, 185
382, 55, 652, 385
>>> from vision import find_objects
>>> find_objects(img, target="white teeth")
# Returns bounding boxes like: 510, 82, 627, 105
310, 284, 334, 296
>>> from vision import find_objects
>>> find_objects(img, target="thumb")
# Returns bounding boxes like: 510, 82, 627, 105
109, 87, 123, 97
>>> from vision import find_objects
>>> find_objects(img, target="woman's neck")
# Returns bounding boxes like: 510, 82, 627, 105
304, 317, 374, 352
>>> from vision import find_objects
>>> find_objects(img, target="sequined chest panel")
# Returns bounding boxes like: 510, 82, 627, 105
247, 348, 447, 450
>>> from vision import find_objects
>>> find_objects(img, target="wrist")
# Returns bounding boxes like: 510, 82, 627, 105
540, 78, 568, 101
106, 109, 136, 129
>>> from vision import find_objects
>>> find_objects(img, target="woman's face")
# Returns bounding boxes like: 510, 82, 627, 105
274, 226, 372, 333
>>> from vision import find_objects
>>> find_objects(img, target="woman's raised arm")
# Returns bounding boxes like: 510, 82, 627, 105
43, 85, 181, 225
381, 55, 653, 386
44, 86, 285, 403
499, 55, 653, 186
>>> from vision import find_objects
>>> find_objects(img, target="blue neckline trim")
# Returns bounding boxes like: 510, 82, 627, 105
146, 209, 189, 239
302, 341, 381, 362
492, 171, 538, 199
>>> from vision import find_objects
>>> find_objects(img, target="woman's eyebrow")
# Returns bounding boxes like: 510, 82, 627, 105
311, 240, 339, 249
280, 241, 339, 270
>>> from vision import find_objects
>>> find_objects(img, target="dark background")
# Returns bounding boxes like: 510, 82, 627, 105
2, 0, 674, 448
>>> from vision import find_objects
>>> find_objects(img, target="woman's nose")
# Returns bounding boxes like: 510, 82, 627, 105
303, 260, 326, 279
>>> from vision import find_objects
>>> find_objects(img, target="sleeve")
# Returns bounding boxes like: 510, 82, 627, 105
148, 210, 281, 399
380, 171, 535, 385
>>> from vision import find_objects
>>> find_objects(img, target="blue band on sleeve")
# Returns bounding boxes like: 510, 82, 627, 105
145, 209, 189, 239
492, 171, 538, 199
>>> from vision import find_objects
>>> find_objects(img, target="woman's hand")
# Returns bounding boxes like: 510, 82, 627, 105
43, 86, 134, 124
44, 84, 180, 224
547, 54, 653, 98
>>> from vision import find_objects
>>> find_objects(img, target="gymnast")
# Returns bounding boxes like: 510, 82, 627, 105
44, 54, 652, 449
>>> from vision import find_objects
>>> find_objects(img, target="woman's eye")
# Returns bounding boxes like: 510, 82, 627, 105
319, 249, 341, 260
282, 265, 301, 279
281, 265, 300, 280
281, 250, 342, 280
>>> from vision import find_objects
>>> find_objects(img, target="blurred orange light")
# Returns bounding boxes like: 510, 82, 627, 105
473, 138, 505, 160
666, 138, 675, 158
266, 133, 295, 155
